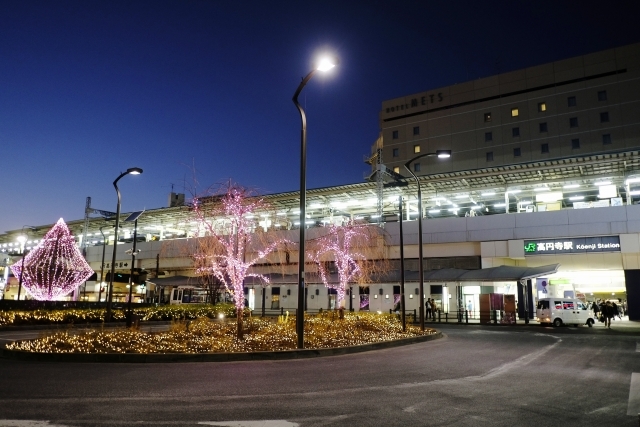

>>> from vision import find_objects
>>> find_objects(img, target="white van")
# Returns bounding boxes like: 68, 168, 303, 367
536, 298, 596, 327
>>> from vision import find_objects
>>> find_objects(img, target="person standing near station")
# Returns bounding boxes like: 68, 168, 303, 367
425, 298, 432, 321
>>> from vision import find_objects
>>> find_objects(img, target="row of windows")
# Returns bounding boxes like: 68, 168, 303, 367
392, 104, 611, 142
484, 90, 608, 122
486, 134, 613, 161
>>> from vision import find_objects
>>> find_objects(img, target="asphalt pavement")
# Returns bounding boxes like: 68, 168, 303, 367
0, 320, 639, 426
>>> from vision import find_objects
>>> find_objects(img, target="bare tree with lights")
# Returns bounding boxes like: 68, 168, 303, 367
191, 182, 288, 339
309, 221, 387, 312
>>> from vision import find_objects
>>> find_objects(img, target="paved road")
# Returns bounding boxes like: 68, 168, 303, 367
0, 323, 639, 427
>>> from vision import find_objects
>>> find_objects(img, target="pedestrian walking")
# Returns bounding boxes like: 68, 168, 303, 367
603, 301, 615, 328
430, 298, 437, 320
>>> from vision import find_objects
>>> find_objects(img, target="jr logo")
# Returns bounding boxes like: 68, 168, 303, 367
524, 242, 537, 253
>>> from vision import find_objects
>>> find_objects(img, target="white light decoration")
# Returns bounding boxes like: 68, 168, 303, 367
10, 218, 93, 301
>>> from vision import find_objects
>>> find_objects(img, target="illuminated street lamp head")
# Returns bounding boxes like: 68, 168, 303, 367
316, 56, 338, 72
436, 150, 452, 158
16, 235, 27, 244
127, 167, 143, 175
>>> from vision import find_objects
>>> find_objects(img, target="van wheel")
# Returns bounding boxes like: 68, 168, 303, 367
553, 318, 563, 327
587, 319, 594, 327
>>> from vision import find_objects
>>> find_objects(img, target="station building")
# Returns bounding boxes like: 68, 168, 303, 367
1, 43, 640, 320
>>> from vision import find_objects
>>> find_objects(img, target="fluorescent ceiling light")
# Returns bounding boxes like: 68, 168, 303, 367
448, 208, 458, 212
508, 190, 521, 194
428, 209, 441, 214
520, 200, 532, 205
309, 203, 324, 209
455, 194, 469, 199
493, 203, 506, 208
370, 214, 380, 218
481, 192, 496, 196
569, 196, 584, 201
470, 205, 482, 210
594, 181, 611, 186
534, 187, 550, 192
563, 184, 580, 189
305, 221, 314, 225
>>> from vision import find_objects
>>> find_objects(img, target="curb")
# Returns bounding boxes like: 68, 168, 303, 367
0, 332, 442, 363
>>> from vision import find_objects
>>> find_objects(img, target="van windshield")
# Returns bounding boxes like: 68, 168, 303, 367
537, 300, 549, 309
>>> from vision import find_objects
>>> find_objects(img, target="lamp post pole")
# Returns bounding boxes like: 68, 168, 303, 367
98, 225, 109, 304
105, 167, 143, 322
126, 218, 139, 327
404, 150, 451, 331
292, 56, 337, 349
16, 226, 36, 301
399, 196, 406, 331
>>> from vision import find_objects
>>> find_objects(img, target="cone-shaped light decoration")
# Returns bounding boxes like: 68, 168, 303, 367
10, 218, 94, 300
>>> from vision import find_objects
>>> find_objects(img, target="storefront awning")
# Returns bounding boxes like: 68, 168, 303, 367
420, 264, 560, 282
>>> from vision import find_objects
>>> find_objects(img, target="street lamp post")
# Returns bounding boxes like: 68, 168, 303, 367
404, 150, 451, 331
125, 216, 142, 327
105, 167, 143, 322
292, 56, 337, 349
16, 226, 37, 301
97, 225, 110, 304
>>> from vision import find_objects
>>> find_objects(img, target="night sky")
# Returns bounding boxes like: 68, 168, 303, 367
1, 0, 639, 233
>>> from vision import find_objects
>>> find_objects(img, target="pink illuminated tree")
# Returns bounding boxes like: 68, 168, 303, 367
309, 221, 384, 310
191, 182, 288, 339
10, 218, 94, 301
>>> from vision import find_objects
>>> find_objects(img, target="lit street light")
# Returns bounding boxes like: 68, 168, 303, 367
404, 150, 451, 331
292, 54, 337, 349
105, 167, 143, 322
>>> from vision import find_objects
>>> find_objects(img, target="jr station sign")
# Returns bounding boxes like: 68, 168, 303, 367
524, 236, 621, 256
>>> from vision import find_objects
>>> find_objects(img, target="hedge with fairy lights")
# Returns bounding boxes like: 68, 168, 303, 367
6, 311, 436, 354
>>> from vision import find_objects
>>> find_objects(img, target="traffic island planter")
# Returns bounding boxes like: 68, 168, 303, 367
0, 332, 442, 363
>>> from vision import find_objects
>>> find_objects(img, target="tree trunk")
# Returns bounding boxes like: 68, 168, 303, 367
237, 307, 244, 340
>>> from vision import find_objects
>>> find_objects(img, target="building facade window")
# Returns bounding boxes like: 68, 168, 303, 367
514, 147, 521, 157
512, 127, 520, 137
413, 126, 420, 135
600, 112, 610, 123
392, 130, 398, 139
538, 102, 547, 112
485, 131, 493, 142
598, 90, 607, 101
392, 148, 399, 157
541, 143, 549, 154
393, 166, 400, 173
602, 134, 612, 145
571, 138, 580, 149
484, 112, 491, 122
539, 122, 548, 132
569, 117, 578, 128
414, 163, 421, 172
486, 152, 494, 162
413, 145, 420, 153
511, 108, 519, 117
568, 96, 576, 107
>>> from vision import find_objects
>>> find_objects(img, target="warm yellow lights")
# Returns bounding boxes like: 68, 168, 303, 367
7, 312, 435, 354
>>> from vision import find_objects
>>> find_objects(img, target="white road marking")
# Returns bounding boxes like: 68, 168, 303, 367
0, 422, 69, 427
199, 422, 299, 427
627, 373, 640, 416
